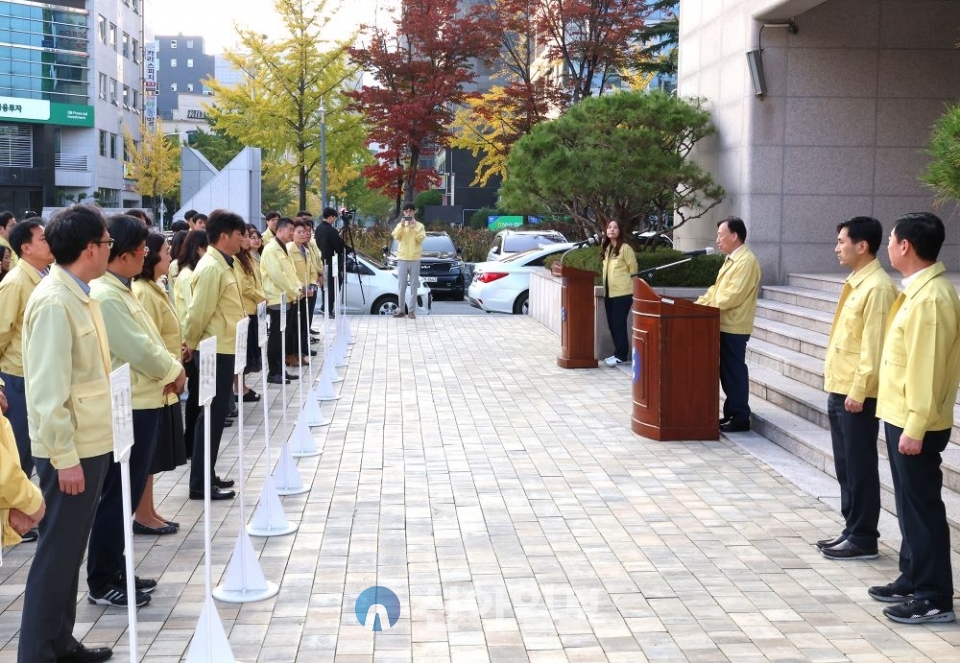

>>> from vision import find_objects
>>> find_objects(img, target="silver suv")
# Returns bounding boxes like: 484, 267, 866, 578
486, 229, 567, 262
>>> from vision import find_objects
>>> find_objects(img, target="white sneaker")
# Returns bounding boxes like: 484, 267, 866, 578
604, 356, 622, 367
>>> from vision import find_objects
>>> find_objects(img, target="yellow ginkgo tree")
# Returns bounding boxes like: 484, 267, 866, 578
123, 118, 180, 226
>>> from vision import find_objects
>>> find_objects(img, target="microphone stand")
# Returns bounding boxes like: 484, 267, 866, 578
634, 258, 694, 284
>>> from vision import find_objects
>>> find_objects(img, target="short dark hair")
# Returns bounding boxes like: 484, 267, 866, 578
892, 212, 945, 262
402, 202, 416, 212
205, 209, 247, 244
106, 214, 150, 261
719, 216, 747, 243
322, 207, 338, 220
170, 229, 189, 263
7, 220, 43, 257
22, 211, 38, 220
184, 209, 197, 222
297, 210, 312, 218
276, 217, 295, 231
170, 220, 190, 232
193, 213, 208, 224
178, 229, 209, 270
265, 211, 281, 222
0, 211, 14, 228
138, 232, 169, 281
46, 205, 107, 265
125, 208, 147, 220
837, 216, 883, 255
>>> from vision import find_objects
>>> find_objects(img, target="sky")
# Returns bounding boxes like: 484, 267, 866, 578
146, 0, 392, 55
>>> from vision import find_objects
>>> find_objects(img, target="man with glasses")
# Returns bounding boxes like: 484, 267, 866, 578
19, 205, 116, 663
85, 215, 185, 608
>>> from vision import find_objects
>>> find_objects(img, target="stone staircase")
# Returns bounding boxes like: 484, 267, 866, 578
744, 273, 960, 555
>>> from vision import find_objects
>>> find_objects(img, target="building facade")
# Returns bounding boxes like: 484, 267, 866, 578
154, 33, 214, 121
0, 0, 146, 213
675, 0, 960, 281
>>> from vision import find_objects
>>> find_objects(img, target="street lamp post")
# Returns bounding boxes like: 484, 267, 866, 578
320, 98, 327, 211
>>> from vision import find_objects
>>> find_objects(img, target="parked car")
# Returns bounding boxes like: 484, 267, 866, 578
469, 242, 576, 315
486, 229, 567, 262
634, 230, 674, 248
383, 231, 466, 300
340, 251, 432, 315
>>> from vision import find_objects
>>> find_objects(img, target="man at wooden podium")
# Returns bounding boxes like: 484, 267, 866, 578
695, 217, 761, 433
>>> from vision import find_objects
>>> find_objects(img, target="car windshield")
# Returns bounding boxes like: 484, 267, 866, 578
353, 250, 387, 270
503, 234, 564, 253
501, 248, 541, 263
421, 236, 456, 253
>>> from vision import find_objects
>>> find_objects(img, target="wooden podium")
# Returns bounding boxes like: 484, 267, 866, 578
631, 278, 720, 441
551, 262, 598, 368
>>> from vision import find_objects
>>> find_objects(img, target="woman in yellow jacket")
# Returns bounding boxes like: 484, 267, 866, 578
131, 232, 186, 534
600, 220, 638, 367
234, 225, 265, 398
173, 230, 208, 458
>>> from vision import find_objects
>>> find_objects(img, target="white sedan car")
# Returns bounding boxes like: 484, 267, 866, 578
339, 251, 432, 315
468, 242, 576, 314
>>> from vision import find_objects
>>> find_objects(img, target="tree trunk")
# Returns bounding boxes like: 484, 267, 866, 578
298, 165, 308, 213
404, 145, 420, 204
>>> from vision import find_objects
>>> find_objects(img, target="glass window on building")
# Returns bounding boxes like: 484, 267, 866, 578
122, 85, 129, 107
110, 78, 118, 104
133, 38, 140, 63
187, 39, 194, 49
132, 89, 138, 110
187, 58, 193, 68
99, 130, 107, 157
133, 0, 140, 15
122, 32, 129, 59
0, 125, 33, 168
109, 133, 117, 159
187, 83, 193, 92
98, 15, 106, 44
109, 23, 116, 50
99, 72, 107, 100
170, 58, 177, 67
170, 83, 177, 92
170, 39, 177, 49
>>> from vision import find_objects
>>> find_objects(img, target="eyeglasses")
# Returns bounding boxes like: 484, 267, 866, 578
92, 238, 115, 249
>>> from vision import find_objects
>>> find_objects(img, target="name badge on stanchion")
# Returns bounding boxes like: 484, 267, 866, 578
198, 336, 217, 406
110, 364, 139, 663
280, 292, 288, 330
257, 301, 267, 347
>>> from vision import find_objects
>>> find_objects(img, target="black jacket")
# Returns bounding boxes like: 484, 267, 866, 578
315, 221, 346, 263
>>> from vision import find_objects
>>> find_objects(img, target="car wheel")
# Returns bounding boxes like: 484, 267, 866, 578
513, 291, 529, 315
454, 288, 465, 302
372, 295, 400, 316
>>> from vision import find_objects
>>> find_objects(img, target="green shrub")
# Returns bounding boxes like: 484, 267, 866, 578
449, 227, 495, 263
345, 226, 393, 260
543, 246, 722, 287
414, 190, 443, 218
470, 207, 499, 229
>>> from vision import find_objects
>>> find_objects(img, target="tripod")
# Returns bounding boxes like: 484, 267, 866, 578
339, 218, 365, 310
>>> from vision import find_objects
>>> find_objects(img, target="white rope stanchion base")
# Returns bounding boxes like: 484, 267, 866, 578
247, 476, 298, 537
212, 529, 280, 603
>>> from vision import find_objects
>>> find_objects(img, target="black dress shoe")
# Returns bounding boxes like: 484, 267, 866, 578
57, 644, 113, 662
213, 476, 235, 489
820, 539, 878, 560
719, 419, 750, 433
719, 416, 732, 426
132, 521, 178, 535
267, 374, 290, 385
20, 527, 38, 543
816, 534, 847, 550
189, 487, 236, 500
285, 372, 299, 380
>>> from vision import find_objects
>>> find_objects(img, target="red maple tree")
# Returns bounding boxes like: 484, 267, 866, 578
348, 0, 498, 211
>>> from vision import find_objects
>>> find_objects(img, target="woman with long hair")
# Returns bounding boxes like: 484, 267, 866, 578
167, 229, 189, 292
131, 233, 187, 534
174, 230, 208, 458
600, 220, 638, 367
234, 225, 264, 399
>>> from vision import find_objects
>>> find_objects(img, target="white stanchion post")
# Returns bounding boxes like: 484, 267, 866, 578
272, 292, 305, 495
109, 365, 137, 663
291, 280, 326, 437
249, 303, 297, 537
186, 336, 237, 662
213, 320, 279, 603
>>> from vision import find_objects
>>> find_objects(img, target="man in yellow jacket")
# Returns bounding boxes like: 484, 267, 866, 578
696, 217, 761, 433
86, 215, 185, 608
183, 209, 247, 500
871, 212, 960, 625
819, 217, 896, 561
19, 204, 116, 663
0, 218, 53, 487
260, 217, 301, 384
391, 202, 426, 318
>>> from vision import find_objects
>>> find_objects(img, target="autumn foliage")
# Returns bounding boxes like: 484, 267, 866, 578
347, 0, 498, 210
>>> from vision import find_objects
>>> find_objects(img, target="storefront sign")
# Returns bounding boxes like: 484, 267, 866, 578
0, 96, 93, 127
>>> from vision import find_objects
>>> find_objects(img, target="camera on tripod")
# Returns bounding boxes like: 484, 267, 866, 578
340, 207, 357, 227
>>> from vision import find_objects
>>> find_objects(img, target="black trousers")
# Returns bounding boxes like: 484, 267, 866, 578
245, 313, 261, 373
307, 291, 318, 329
267, 307, 285, 377
324, 259, 343, 312
20, 454, 110, 663
87, 408, 161, 593
884, 423, 953, 607
295, 295, 311, 354
719, 332, 751, 424
189, 353, 235, 493
604, 295, 632, 361
183, 357, 200, 459
826, 394, 880, 547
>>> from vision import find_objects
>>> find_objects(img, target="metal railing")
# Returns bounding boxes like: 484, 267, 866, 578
55, 153, 88, 171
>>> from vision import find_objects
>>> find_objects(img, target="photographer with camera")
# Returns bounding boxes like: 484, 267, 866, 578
315, 207, 346, 317
391, 203, 426, 319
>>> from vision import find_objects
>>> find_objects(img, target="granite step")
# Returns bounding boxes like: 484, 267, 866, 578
752, 317, 828, 360
786, 273, 846, 294
761, 285, 840, 314
755, 299, 834, 336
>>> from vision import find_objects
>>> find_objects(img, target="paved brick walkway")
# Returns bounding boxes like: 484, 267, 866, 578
1, 316, 959, 662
